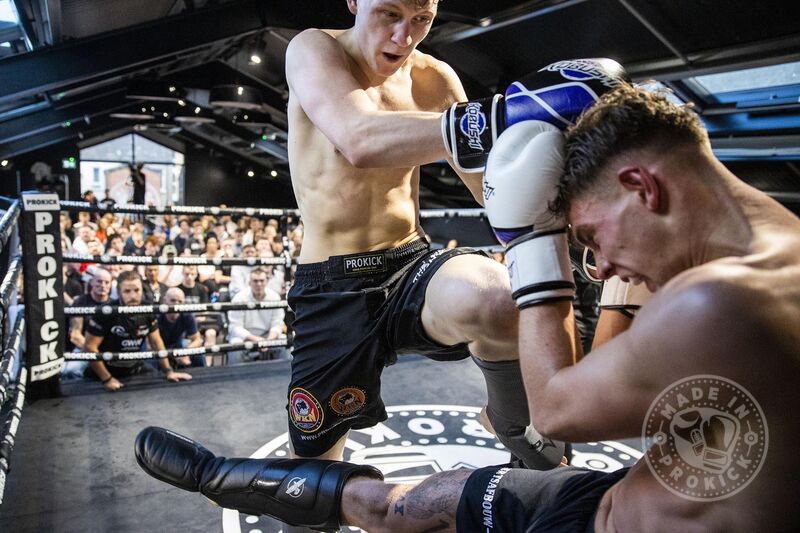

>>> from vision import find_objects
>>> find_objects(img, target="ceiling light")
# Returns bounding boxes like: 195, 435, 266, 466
270, 170, 277, 177
247, 170, 255, 178
249, 54, 262, 65
209, 84, 263, 110
0, 160, 8, 167
127, 79, 185, 102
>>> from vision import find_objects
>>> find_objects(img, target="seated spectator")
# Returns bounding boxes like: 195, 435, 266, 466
226, 267, 285, 365
189, 220, 206, 255
142, 264, 167, 304
62, 264, 84, 305
71, 226, 95, 255
172, 219, 193, 255
228, 244, 256, 299
105, 233, 124, 255
83, 270, 191, 392
178, 265, 208, 304
124, 228, 146, 256
158, 287, 204, 368
72, 210, 97, 232
158, 245, 184, 287
143, 235, 160, 257
60, 213, 75, 243
198, 234, 224, 296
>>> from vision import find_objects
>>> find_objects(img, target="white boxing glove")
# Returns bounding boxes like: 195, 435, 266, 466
484, 121, 575, 308
600, 276, 653, 316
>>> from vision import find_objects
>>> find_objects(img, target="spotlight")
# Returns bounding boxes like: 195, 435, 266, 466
247, 170, 255, 178
249, 54, 262, 65
209, 84, 263, 110
270, 170, 278, 178
0, 160, 8, 168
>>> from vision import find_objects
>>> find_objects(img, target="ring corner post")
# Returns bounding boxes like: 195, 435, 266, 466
19, 191, 65, 400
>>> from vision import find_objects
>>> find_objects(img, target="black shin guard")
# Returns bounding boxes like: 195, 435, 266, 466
472, 356, 566, 470
135, 427, 383, 532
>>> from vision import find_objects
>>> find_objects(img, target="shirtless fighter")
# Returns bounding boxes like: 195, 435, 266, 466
279, 0, 624, 468
136, 85, 799, 531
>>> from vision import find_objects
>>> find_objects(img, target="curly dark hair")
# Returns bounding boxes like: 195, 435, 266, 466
552, 83, 707, 218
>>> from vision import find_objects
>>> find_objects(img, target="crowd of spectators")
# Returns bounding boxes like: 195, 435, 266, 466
59, 195, 302, 390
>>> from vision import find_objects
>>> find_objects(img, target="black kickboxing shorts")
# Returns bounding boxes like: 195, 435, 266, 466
456, 465, 630, 532
286, 239, 487, 456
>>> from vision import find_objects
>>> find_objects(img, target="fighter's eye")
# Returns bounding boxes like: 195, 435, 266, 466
382, 10, 399, 19
415, 16, 431, 24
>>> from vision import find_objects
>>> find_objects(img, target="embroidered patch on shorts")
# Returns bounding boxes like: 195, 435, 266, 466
342, 251, 387, 277
289, 388, 324, 433
330, 387, 366, 416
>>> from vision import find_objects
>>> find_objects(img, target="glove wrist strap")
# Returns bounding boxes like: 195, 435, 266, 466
506, 229, 575, 309
442, 94, 504, 173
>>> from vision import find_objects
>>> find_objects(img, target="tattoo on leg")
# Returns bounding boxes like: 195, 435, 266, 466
394, 495, 406, 516
406, 468, 471, 520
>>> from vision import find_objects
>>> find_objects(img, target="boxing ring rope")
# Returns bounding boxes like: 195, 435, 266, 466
0, 200, 20, 260
64, 300, 289, 316
62, 254, 291, 268
0, 366, 26, 505
65, 338, 289, 363
59, 200, 300, 219
0, 314, 24, 402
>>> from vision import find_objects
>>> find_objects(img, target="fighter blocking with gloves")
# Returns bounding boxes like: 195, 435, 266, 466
136, 75, 800, 531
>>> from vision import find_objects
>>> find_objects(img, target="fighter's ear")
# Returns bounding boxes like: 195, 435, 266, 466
346, 0, 358, 16
617, 166, 661, 212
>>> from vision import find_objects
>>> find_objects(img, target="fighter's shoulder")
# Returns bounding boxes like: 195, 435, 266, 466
286, 29, 345, 63
409, 51, 464, 103
641, 264, 771, 334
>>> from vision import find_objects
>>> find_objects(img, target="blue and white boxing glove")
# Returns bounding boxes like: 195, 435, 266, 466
484, 121, 573, 308
442, 58, 628, 172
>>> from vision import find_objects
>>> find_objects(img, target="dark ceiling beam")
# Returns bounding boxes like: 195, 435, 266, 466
210, 117, 288, 160
425, 0, 591, 47
0, 89, 130, 145
0, 107, 136, 159
43, 0, 62, 45
0, 0, 266, 104
178, 127, 275, 170
0, 0, 354, 105
9, 0, 38, 50
626, 34, 800, 81
616, 0, 689, 66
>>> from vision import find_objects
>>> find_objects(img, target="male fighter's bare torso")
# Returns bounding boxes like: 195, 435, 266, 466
288, 29, 454, 263
597, 186, 800, 531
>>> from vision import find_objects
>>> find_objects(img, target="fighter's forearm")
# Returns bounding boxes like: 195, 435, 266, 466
339, 111, 447, 169
519, 302, 579, 433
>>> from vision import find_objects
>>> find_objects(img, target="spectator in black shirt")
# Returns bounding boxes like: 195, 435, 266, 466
142, 265, 167, 304
158, 287, 204, 368
178, 265, 209, 304
84, 270, 191, 392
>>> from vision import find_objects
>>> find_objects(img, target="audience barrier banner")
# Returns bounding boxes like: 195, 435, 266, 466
20, 191, 65, 383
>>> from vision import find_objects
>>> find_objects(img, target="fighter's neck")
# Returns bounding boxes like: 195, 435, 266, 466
685, 171, 754, 267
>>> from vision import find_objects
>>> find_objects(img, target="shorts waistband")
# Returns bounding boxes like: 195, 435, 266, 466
295, 239, 429, 282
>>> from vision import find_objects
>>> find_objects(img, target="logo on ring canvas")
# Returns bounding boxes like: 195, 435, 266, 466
289, 388, 323, 433
642, 375, 768, 501
223, 405, 641, 533
330, 387, 366, 416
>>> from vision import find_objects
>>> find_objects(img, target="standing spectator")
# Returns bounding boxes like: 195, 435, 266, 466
158, 288, 204, 368
71, 226, 94, 255
226, 267, 285, 364
173, 219, 193, 255
129, 162, 146, 205
72, 211, 98, 231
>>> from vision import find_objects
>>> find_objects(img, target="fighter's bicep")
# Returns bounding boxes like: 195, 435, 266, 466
286, 31, 375, 137
547, 331, 654, 441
